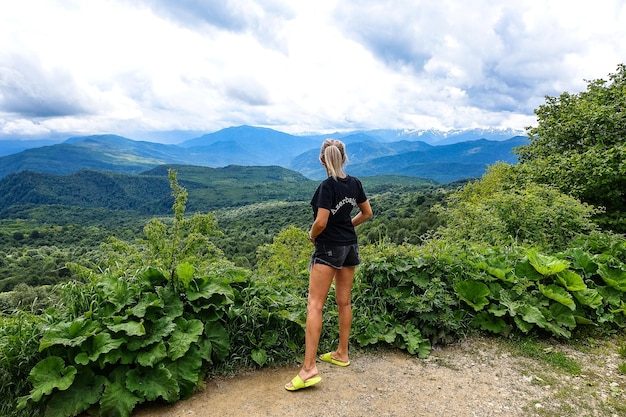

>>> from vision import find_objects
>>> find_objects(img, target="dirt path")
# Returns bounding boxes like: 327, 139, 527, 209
132, 337, 568, 417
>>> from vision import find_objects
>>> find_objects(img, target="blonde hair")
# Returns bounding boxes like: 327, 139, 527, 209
320, 138, 348, 180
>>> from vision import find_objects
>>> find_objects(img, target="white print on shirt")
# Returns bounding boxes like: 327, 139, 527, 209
331, 197, 357, 215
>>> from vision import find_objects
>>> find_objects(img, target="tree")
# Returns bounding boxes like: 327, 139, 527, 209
515, 63, 626, 231
434, 163, 600, 250
92, 169, 225, 288
255, 226, 310, 287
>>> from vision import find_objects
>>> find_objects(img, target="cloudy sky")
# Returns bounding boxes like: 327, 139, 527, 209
1, 0, 625, 143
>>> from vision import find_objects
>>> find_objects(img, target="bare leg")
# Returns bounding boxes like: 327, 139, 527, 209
286, 262, 335, 387
331, 266, 354, 363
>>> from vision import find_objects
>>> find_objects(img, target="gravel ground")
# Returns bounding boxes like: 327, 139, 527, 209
132, 335, 626, 417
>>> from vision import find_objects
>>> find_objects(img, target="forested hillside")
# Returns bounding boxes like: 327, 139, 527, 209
0, 164, 318, 215
0, 169, 443, 290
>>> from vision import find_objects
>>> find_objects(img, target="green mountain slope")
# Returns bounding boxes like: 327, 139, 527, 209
0, 165, 320, 216
0, 135, 187, 178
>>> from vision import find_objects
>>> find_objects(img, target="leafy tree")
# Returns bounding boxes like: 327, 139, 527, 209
0, 283, 58, 314
358, 190, 445, 245
255, 226, 310, 286
0, 246, 75, 292
142, 170, 224, 285
515, 63, 626, 231
434, 163, 600, 251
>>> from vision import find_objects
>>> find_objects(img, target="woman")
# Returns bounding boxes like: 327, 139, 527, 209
285, 138, 373, 391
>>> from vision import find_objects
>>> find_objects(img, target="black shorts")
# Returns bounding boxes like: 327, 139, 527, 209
310, 243, 361, 270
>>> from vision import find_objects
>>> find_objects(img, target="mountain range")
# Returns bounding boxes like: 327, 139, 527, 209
0, 125, 527, 183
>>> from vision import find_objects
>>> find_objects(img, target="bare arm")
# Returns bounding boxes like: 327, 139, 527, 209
352, 200, 373, 227
309, 208, 330, 241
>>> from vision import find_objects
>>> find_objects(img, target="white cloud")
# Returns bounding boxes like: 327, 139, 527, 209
0, 0, 625, 141
1, 118, 51, 136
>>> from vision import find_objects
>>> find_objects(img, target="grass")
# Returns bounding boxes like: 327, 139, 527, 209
503, 332, 626, 417
508, 336, 582, 375
0, 311, 47, 417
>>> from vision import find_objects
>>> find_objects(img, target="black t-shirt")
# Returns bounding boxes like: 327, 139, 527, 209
310, 175, 367, 245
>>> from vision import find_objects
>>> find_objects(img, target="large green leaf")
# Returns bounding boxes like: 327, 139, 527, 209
556, 270, 587, 291
518, 305, 547, 328
196, 337, 213, 363
107, 319, 146, 336
415, 339, 432, 359
568, 248, 598, 276
168, 318, 204, 361
141, 267, 169, 288
541, 304, 575, 338
204, 321, 230, 362
487, 304, 508, 317
527, 250, 570, 276
44, 369, 106, 417
542, 320, 572, 338
597, 263, 626, 291
610, 300, 626, 316
548, 303, 577, 329
165, 347, 203, 399
127, 316, 177, 351
126, 363, 179, 402
539, 284, 576, 311
75, 332, 125, 365
573, 289, 603, 309
127, 293, 163, 318
155, 285, 184, 320
176, 262, 195, 288
498, 290, 524, 317
574, 316, 595, 325
513, 316, 535, 333
486, 265, 513, 282
27, 356, 77, 402
597, 285, 623, 306
99, 275, 137, 314
99, 381, 141, 417
39, 318, 99, 350
514, 259, 543, 281
103, 347, 136, 365
474, 256, 514, 282
454, 280, 490, 311
395, 323, 427, 356
137, 341, 168, 367
355, 316, 398, 346
472, 311, 510, 334
186, 276, 234, 306
251, 349, 268, 366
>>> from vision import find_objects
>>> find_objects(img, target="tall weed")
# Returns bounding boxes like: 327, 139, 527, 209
0, 311, 47, 417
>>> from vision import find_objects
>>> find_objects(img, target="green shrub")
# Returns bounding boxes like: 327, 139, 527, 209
16, 266, 237, 417
354, 240, 468, 357
0, 311, 47, 417
14, 170, 241, 417
435, 163, 600, 251
352, 233, 626, 357
0, 283, 58, 314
